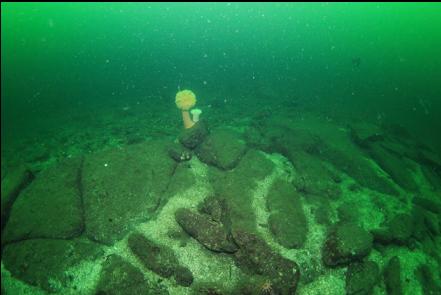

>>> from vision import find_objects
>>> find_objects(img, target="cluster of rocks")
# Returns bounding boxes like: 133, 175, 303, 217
174, 196, 300, 294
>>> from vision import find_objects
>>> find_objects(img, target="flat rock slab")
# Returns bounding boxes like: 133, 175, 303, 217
128, 233, 193, 287
322, 223, 373, 267
196, 129, 247, 170
95, 254, 168, 295
267, 179, 308, 248
82, 140, 176, 245
2, 238, 102, 293
2, 158, 83, 244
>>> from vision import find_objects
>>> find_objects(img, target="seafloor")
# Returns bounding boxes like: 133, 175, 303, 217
1, 97, 440, 295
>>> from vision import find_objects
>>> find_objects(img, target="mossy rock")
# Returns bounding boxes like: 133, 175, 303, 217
209, 150, 274, 234
82, 140, 176, 245
196, 129, 247, 170
2, 238, 102, 293
345, 260, 380, 295
322, 223, 373, 267
95, 254, 168, 295
2, 157, 83, 244
266, 179, 308, 248
128, 233, 193, 287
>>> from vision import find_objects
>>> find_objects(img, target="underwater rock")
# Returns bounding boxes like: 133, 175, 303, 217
175, 208, 237, 253
371, 213, 414, 246
345, 260, 380, 295
368, 143, 419, 192
82, 140, 176, 245
196, 129, 247, 170
266, 179, 308, 248
322, 223, 373, 267
2, 157, 83, 244
128, 233, 193, 287
178, 120, 208, 149
290, 150, 342, 200
168, 142, 192, 162
413, 196, 441, 214
337, 202, 361, 224
312, 142, 399, 196
95, 254, 167, 295
162, 163, 195, 200
1, 163, 33, 231
198, 196, 228, 223
415, 264, 441, 295
232, 229, 300, 294
209, 150, 274, 234
247, 116, 398, 196
2, 238, 102, 293
349, 122, 384, 148
383, 256, 403, 295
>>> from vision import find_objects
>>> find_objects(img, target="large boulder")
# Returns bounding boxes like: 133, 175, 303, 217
322, 223, 373, 267
2, 158, 83, 244
82, 140, 176, 245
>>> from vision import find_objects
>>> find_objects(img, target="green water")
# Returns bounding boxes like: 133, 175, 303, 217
1, 3, 441, 295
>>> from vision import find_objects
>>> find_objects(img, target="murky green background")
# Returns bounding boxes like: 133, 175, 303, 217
2, 2, 441, 150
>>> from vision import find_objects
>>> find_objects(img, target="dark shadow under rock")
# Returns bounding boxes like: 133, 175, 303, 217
95, 254, 168, 295
322, 223, 373, 267
196, 129, 247, 170
175, 208, 237, 253
383, 256, 403, 295
232, 230, 300, 294
82, 140, 177, 245
2, 158, 83, 244
266, 179, 308, 249
2, 238, 103, 293
128, 233, 193, 287
345, 260, 380, 295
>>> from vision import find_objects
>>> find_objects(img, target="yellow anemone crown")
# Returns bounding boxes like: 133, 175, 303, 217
175, 89, 196, 111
